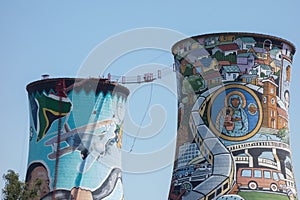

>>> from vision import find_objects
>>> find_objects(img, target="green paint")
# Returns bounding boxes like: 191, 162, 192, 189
36, 93, 72, 141
239, 191, 289, 200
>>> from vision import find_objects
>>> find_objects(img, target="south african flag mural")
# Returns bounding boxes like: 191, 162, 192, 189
30, 80, 72, 142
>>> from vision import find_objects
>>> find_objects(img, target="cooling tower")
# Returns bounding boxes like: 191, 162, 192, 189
26, 77, 129, 200
168, 33, 298, 200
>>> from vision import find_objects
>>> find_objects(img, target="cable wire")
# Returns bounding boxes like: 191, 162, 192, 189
128, 82, 154, 153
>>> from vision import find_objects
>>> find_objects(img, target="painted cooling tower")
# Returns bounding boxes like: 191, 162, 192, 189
26, 77, 129, 200
168, 33, 297, 200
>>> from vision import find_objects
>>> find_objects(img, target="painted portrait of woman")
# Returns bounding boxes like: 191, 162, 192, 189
217, 93, 248, 137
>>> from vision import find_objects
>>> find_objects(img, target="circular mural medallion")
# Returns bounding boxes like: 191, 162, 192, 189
207, 84, 262, 141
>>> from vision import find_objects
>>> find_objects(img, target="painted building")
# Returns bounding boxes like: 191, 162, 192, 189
186, 48, 210, 64
234, 37, 256, 50
169, 32, 297, 200
212, 43, 240, 56
270, 47, 282, 61
262, 78, 278, 129
177, 142, 200, 168
238, 74, 258, 85
220, 65, 240, 81
193, 57, 219, 74
219, 34, 236, 43
237, 52, 256, 73
249, 47, 268, 60
252, 64, 273, 78
204, 36, 219, 46
202, 69, 223, 88
26, 77, 129, 200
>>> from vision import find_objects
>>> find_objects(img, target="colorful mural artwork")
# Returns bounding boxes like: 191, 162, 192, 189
26, 78, 129, 200
169, 33, 298, 200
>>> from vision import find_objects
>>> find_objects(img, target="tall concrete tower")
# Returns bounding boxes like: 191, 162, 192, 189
26, 77, 129, 200
168, 32, 297, 200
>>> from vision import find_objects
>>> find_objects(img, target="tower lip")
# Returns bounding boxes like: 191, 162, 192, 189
26, 77, 130, 96
171, 32, 296, 55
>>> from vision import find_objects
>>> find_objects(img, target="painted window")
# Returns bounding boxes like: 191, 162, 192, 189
270, 110, 272, 117
208, 193, 214, 200
286, 65, 291, 82
254, 170, 262, 178
273, 172, 279, 181
223, 182, 229, 191
216, 187, 222, 196
241, 169, 252, 177
271, 98, 275, 105
263, 96, 267, 104
264, 171, 271, 179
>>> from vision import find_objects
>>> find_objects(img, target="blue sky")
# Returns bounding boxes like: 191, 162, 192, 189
1, 1, 300, 199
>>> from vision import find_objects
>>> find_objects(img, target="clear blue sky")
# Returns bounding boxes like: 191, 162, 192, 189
1, 1, 300, 199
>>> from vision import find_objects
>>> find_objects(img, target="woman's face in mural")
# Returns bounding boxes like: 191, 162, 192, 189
285, 91, 289, 102
284, 91, 290, 110
29, 166, 50, 197
231, 97, 240, 108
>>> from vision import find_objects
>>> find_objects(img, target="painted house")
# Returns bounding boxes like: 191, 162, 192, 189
193, 57, 219, 74
204, 36, 219, 46
238, 74, 258, 85
200, 57, 219, 71
220, 65, 240, 81
249, 47, 268, 60
175, 40, 196, 55
186, 48, 210, 64
234, 37, 256, 50
212, 43, 240, 56
270, 47, 282, 61
202, 69, 222, 88
237, 52, 257, 73
219, 34, 236, 43
252, 64, 273, 78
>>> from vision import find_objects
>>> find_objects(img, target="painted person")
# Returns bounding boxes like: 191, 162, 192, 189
25, 162, 51, 199
219, 94, 248, 136
284, 90, 290, 110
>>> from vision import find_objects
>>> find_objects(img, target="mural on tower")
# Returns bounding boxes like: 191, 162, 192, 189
168, 33, 297, 200
26, 78, 129, 200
